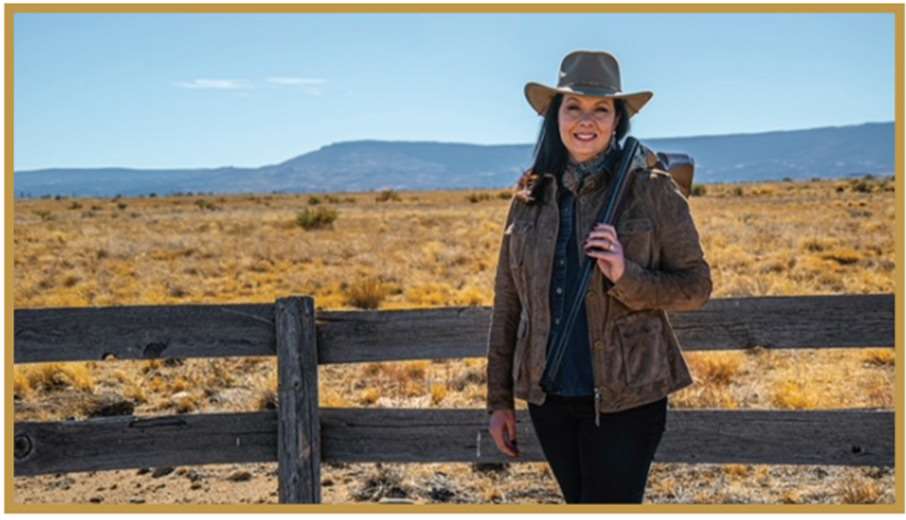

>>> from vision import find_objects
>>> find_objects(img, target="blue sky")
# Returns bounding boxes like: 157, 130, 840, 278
13, 11, 895, 170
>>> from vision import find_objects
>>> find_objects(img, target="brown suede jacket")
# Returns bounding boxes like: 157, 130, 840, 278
485, 145, 713, 421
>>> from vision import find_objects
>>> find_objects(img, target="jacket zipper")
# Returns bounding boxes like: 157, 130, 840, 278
594, 387, 601, 427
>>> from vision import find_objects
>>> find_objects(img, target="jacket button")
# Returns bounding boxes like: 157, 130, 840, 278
555, 287, 563, 295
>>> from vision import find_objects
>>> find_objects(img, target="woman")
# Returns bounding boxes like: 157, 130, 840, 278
485, 50, 712, 504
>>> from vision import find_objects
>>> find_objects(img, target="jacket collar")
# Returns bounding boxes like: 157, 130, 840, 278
561, 142, 621, 196
540, 141, 658, 200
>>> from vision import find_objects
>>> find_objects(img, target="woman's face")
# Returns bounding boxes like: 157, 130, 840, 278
558, 94, 619, 163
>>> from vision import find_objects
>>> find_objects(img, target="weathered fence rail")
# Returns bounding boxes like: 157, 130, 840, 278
13, 293, 896, 503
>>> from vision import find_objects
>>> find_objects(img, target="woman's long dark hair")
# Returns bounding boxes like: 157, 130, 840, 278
514, 93, 631, 205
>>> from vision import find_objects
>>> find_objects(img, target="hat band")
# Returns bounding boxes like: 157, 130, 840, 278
565, 81, 617, 91
557, 83, 622, 96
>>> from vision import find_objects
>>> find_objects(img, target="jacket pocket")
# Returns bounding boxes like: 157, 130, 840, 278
511, 307, 530, 384
506, 220, 533, 306
617, 217, 654, 265
506, 220, 533, 269
616, 312, 668, 387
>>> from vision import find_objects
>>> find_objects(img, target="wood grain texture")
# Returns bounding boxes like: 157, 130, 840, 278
320, 408, 894, 467
276, 296, 321, 504
14, 411, 277, 476
14, 294, 893, 365
13, 302, 276, 363
14, 407, 893, 476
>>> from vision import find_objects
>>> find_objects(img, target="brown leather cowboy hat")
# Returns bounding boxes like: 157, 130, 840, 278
524, 50, 653, 117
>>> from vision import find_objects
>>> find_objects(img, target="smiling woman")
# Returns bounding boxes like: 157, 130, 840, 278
485, 50, 713, 505
558, 95, 619, 162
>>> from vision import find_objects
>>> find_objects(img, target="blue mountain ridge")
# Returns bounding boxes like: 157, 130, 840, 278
14, 121, 893, 198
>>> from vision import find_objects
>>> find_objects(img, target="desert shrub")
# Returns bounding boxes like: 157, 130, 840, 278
33, 210, 53, 221
467, 192, 494, 203
691, 184, 706, 197
850, 180, 872, 193
296, 206, 338, 230
194, 199, 218, 211
308, 195, 321, 205
376, 189, 402, 202
344, 276, 390, 309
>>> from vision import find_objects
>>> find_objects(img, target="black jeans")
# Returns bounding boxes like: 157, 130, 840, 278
527, 394, 668, 503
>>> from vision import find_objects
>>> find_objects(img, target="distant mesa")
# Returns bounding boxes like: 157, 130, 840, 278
13, 121, 894, 198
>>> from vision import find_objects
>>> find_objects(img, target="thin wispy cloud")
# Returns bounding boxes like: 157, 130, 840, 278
172, 77, 327, 95
173, 79, 252, 90
266, 77, 327, 86
266, 76, 327, 95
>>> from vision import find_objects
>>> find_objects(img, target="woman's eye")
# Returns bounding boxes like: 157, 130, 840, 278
596, 107, 609, 112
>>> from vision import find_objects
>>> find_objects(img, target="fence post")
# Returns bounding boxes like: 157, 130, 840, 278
276, 296, 321, 503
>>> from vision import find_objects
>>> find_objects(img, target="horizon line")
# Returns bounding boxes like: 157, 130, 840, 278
14, 119, 894, 173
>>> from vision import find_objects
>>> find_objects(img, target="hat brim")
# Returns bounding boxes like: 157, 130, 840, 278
524, 82, 653, 118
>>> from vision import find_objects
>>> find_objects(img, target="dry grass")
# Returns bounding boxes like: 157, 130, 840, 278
12, 176, 897, 504
343, 275, 391, 309
839, 479, 885, 503
16, 362, 95, 395
771, 380, 820, 409
862, 348, 895, 367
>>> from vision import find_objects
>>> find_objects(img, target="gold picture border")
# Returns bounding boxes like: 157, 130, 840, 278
5, 1, 903, 513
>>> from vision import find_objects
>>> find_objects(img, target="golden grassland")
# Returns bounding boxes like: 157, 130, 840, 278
12, 176, 897, 505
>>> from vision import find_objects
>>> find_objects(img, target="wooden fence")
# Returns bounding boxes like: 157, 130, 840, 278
13, 293, 896, 503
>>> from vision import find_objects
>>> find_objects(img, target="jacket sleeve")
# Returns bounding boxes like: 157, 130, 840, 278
606, 172, 713, 312
485, 197, 522, 415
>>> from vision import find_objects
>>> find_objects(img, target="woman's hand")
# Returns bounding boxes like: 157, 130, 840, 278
489, 409, 520, 457
583, 223, 625, 283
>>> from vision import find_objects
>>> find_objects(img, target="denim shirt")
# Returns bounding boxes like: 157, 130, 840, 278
546, 143, 621, 396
